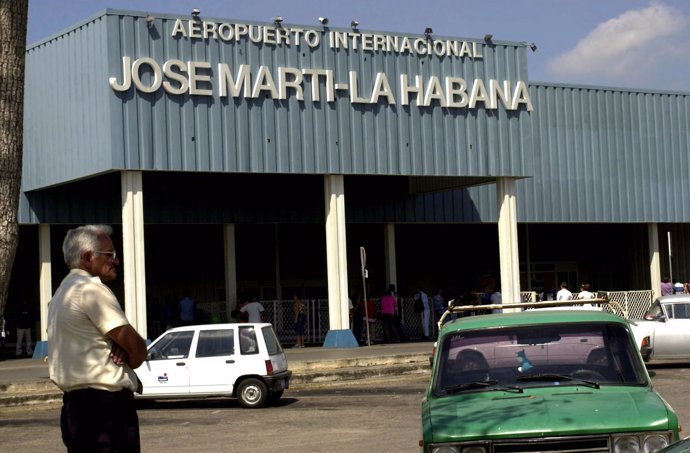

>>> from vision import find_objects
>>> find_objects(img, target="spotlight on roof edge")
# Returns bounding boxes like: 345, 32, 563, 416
351, 20, 359, 29
318, 17, 329, 25
529, 42, 538, 52
484, 33, 493, 42
273, 16, 283, 25
191, 8, 200, 17
424, 27, 433, 37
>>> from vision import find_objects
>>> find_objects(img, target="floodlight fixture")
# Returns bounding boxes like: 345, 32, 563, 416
529, 42, 538, 52
424, 27, 433, 38
318, 17, 329, 25
273, 16, 283, 26
191, 8, 200, 17
351, 20, 359, 29
145, 15, 154, 27
484, 33, 493, 42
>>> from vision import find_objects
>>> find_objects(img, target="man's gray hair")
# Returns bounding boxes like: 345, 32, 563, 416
62, 224, 113, 269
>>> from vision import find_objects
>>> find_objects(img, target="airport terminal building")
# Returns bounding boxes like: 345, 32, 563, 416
9, 9, 690, 344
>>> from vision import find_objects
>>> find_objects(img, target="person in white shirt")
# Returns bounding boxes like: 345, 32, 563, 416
557, 282, 573, 301
576, 282, 596, 308
48, 224, 147, 453
240, 298, 265, 323
577, 283, 595, 299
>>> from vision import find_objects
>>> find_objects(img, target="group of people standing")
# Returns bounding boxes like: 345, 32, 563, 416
414, 288, 447, 340
349, 284, 449, 345
349, 284, 404, 345
661, 276, 689, 296
555, 281, 595, 301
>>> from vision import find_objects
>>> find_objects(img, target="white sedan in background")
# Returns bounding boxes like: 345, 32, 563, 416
629, 295, 690, 362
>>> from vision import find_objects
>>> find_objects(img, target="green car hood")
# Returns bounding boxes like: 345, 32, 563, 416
427, 387, 672, 443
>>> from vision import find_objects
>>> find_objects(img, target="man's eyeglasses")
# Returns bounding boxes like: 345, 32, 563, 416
93, 250, 117, 260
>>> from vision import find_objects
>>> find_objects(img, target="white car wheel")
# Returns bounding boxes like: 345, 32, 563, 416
238, 378, 268, 408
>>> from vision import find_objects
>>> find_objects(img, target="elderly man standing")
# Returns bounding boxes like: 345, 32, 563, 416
48, 224, 148, 453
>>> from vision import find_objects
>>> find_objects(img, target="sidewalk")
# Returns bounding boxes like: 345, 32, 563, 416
0, 341, 433, 408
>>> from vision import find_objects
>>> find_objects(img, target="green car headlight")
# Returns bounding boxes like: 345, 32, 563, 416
431, 447, 460, 453
462, 447, 487, 453
614, 435, 641, 453
430, 447, 486, 453
614, 433, 671, 453
643, 434, 670, 453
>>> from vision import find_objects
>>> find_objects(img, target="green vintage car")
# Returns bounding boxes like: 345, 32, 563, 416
421, 304, 680, 453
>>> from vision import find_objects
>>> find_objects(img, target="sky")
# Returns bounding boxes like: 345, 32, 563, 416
26, 0, 690, 93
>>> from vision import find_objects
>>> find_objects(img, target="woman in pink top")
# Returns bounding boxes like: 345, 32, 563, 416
379, 285, 400, 343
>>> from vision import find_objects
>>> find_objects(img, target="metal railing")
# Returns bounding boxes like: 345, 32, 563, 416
197, 290, 655, 347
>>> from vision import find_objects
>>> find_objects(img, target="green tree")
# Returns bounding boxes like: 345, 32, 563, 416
0, 0, 28, 317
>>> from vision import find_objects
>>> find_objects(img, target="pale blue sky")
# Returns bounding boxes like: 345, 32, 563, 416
27, 0, 690, 92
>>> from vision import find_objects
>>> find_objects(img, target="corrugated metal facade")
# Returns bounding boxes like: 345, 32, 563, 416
20, 10, 690, 226
516, 83, 690, 223
23, 13, 114, 191
22, 9, 531, 194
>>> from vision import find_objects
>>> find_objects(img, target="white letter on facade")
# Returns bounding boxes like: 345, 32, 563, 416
109, 56, 132, 91
399, 74, 422, 105
489, 79, 511, 110
445, 77, 468, 108
188, 61, 213, 96
218, 64, 252, 98
370, 72, 395, 104
423, 76, 446, 106
511, 81, 534, 111
469, 79, 489, 109
171, 19, 187, 38
162, 59, 189, 95
251, 65, 279, 98
131, 57, 162, 93
349, 71, 369, 104
278, 67, 304, 100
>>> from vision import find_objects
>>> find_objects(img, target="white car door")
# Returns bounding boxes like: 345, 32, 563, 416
654, 302, 690, 358
136, 330, 194, 396
188, 328, 238, 394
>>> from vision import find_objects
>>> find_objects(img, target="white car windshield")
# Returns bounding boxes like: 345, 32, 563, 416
434, 322, 647, 395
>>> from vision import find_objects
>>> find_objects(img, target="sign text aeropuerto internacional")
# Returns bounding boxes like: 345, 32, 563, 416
109, 18, 534, 112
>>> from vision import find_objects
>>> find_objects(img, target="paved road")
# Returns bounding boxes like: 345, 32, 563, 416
2, 364, 688, 453
0, 374, 428, 453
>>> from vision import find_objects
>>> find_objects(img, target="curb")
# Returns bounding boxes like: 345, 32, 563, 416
0, 355, 431, 408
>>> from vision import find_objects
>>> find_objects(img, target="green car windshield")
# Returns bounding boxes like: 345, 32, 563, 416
434, 322, 647, 395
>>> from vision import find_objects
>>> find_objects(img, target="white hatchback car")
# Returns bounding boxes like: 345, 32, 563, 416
135, 323, 291, 408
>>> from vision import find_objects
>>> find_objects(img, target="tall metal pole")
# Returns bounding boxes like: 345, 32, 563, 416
666, 231, 673, 283
360, 247, 371, 346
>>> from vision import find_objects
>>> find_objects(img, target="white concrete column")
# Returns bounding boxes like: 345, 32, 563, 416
384, 223, 397, 289
38, 224, 52, 341
121, 171, 148, 338
324, 175, 350, 330
496, 177, 520, 308
223, 224, 238, 316
323, 175, 356, 348
648, 223, 661, 299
